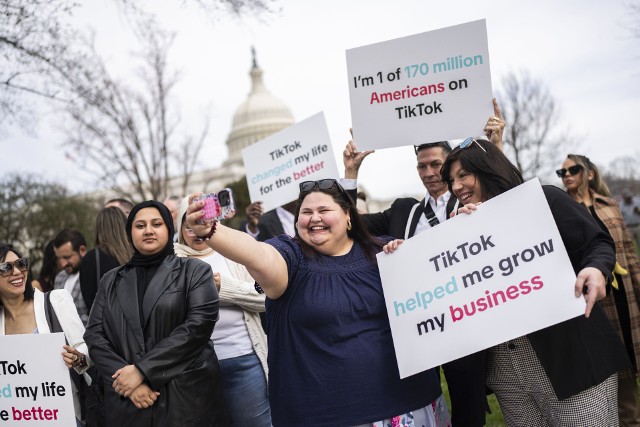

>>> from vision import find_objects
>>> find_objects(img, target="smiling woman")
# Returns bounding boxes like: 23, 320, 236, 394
0, 245, 91, 426
184, 180, 450, 427
84, 200, 230, 427
440, 138, 630, 426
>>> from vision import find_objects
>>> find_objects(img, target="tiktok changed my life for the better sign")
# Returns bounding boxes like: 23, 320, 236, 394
377, 179, 585, 379
0, 333, 76, 426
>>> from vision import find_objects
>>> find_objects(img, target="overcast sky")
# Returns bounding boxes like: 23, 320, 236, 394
7, 0, 639, 200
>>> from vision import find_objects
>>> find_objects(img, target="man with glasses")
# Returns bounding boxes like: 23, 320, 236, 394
341, 99, 505, 427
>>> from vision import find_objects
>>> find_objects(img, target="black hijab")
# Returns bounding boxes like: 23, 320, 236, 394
126, 200, 175, 267
125, 200, 175, 326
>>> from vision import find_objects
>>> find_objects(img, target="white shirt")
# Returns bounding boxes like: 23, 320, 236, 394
414, 191, 452, 236
202, 252, 253, 360
275, 206, 295, 237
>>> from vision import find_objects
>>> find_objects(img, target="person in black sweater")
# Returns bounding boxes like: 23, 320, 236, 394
79, 207, 132, 310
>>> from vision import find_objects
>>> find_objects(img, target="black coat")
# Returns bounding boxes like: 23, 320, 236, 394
525, 185, 629, 399
241, 209, 286, 242
84, 255, 228, 427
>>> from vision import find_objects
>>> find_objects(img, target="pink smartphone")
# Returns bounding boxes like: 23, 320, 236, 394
194, 189, 235, 224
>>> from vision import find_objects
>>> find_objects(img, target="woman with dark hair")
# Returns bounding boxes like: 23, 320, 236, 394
433, 138, 629, 426
0, 245, 92, 426
80, 206, 132, 310
559, 154, 640, 425
185, 180, 449, 427
84, 200, 229, 427
32, 240, 61, 292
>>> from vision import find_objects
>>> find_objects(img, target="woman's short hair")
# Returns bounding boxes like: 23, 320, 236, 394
0, 246, 35, 306
441, 138, 523, 201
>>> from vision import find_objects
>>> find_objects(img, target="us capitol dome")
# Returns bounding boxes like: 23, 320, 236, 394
179, 49, 295, 194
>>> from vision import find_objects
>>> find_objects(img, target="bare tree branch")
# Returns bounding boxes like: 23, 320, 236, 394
497, 70, 580, 180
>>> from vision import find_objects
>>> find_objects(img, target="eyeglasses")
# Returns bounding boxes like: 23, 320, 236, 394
0, 257, 29, 277
555, 165, 583, 178
414, 141, 451, 155
459, 137, 487, 154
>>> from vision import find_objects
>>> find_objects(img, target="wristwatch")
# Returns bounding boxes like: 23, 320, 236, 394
75, 354, 88, 369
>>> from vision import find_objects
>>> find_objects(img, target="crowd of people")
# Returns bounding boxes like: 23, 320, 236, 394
3, 102, 640, 427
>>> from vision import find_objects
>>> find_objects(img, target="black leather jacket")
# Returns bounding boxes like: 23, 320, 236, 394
85, 255, 228, 426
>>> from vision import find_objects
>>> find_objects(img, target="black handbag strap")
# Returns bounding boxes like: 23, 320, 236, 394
44, 291, 64, 335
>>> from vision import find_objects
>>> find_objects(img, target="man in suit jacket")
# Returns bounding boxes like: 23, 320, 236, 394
242, 200, 297, 241
341, 102, 506, 426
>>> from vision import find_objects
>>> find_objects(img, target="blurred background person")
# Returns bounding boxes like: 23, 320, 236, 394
242, 200, 297, 241
53, 229, 88, 325
559, 154, 640, 426
79, 206, 132, 311
105, 198, 134, 217
174, 197, 270, 426
620, 189, 640, 254
0, 245, 92, 426
32, 239, 62, 292
163, 195, 182, 242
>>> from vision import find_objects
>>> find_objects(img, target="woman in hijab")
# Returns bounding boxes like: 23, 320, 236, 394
84, 200, 229, 427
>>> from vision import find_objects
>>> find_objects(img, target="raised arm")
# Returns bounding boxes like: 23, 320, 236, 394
186, 194, 289, 299
343, 131, 375, 180
483, 98, 505, 152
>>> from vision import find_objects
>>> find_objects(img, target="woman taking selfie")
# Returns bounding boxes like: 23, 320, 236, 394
186, 182, 448, 427
435, 139, 629, 426
84, 200, 229, 427
559, 154, 640, 425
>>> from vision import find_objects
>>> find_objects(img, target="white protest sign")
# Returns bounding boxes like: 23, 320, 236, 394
0, 333, 76, 425
346, 19, 493, 151
242, 112, 340, 212
377, 179, 585, 378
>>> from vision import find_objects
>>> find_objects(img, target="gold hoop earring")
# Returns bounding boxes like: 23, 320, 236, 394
347, 219, 352, 231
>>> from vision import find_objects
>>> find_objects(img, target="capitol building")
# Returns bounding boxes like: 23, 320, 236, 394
163, 52, 295, 197
159, 51, 387, 213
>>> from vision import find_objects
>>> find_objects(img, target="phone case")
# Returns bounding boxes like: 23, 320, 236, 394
218, 188, 236, 220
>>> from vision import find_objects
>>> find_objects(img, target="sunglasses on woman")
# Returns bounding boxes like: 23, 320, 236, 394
299, 179, 340, 192
459, 137, 487, 154
299, 179, 352, 203
555, 165, 583, 178
0, 257, 29, 277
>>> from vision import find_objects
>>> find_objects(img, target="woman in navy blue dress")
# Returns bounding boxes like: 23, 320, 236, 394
186, 180, 449, 427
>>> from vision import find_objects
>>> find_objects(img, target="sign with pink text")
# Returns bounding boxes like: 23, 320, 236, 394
242, 112, 340, 212
0, 333, 76, 425
377, 179, 584, 378
346, 19, 493, 150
